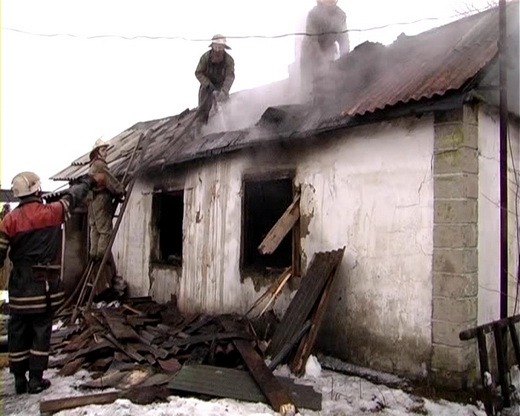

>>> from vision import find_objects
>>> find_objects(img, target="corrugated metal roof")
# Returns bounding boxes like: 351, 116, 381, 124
329, 5, 503, 117
51, 3, 518, 182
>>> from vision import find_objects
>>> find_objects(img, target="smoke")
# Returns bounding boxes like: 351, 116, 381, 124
200, 72, 308, 136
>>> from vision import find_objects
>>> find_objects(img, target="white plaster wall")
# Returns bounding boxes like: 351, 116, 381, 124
112, 179, 153, 297
296, 117, 435, 376
478, 107, 520, 323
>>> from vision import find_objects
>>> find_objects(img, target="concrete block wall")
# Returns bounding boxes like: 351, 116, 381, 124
432, 106, 479, 388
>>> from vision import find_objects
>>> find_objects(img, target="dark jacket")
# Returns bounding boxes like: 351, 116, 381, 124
0, 182, 90, 314
195, 50, 235, 97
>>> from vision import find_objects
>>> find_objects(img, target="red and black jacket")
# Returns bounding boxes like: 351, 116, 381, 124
0, 197, 68, 313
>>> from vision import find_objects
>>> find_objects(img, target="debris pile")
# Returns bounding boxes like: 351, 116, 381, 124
42, 248, 345, 414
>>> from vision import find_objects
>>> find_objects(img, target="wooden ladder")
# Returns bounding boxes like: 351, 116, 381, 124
67, 131, 151, 323
460, 314, 520, 415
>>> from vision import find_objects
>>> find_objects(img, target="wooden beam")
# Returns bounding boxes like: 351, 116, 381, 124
258, 195, 300, 255
222, 319, 296, 414
40, 392, 121, 415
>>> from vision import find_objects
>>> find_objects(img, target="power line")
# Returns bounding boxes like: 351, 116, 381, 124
1, 14, 462, 41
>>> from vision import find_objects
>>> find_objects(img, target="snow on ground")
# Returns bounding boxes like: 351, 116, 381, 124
0, 356, 487, 416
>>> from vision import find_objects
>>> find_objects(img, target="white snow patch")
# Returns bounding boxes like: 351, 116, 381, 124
304, 355, 321, 378
0, 365, 487, 416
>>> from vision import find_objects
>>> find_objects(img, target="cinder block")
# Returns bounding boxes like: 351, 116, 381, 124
433, 272, 478, 297
433, 248, 478, 274
433, 296, 477, 323
432, 320, 477, 346
434, 200, 478, 224
433, 224, 477, 248
434, 174, 478, 199
434, 147, 478, 174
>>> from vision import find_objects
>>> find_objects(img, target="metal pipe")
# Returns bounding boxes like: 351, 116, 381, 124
499, 0, 509, 319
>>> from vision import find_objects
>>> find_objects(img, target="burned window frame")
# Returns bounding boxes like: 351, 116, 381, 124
150, 190, 184, 266
240, 171, 301, 281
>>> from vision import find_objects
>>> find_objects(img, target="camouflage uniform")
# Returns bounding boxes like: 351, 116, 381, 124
195, 50, 235, 124
88, 158, 124, 260
301, 3, 350, 93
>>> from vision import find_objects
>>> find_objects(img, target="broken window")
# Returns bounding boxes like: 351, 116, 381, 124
242, 176, 300, 277
151, 191, 184, 266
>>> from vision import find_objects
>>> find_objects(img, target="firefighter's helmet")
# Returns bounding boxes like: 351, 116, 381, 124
11, 171, 41, 197
209, 34, 231, 50
89, 138, 110, 160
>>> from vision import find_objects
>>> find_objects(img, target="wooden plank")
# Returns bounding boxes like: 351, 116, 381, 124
493, 324, 511, 407
460, 313, 520, 341
168, 364, 321, 411
476, 328, 495, 416
258, 195, 300, 255
171, 331, 252, 347
68, 339, 113, 362
58, 357, 85, 377
222, 319, 296, 414
40, 392, 121, 415
157, 357, 182, 373
89, 356, 114, 372
267, 248, 345, 357
135, 337, 169, 359
101, 309, 140, 340
508, 322, 520, 366
62, 328, 94, 352
246, 268, 291, 319
290, 267, 337, 376
103, 333, 145, 363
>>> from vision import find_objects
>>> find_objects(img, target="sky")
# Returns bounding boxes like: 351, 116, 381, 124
0, 354, 495, 415
0, 0, 498, 192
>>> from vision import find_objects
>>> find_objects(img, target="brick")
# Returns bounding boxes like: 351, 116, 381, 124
431, 343, 476, 373
434, 174, 478, 199
433, 248, 478, 274
433, 296, 477, 322
432, 320, 477, 346
434, 147, 478, 174
433, 224, 477, 248
434, 200, 477, 223
433, 272, 478, 297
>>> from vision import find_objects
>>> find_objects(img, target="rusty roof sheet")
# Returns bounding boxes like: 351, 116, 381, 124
51, 4, 517, 182
326, 4, 503, 118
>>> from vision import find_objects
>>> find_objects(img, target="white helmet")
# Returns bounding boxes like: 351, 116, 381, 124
11, 171, 41, 197
89, 138, 110, 160
317, 0, 338, 4
209, 34, 231, 50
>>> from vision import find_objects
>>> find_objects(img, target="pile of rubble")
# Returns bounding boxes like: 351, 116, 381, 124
41, 248, 345, 415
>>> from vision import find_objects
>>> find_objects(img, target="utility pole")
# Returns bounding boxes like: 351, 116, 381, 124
499, 0, 508, 319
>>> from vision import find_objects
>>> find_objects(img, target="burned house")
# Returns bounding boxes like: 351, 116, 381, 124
52, 4, 520, 389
